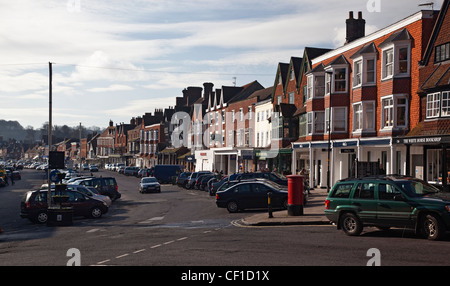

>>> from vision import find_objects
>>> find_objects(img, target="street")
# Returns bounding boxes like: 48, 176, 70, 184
1, 169, 450, 269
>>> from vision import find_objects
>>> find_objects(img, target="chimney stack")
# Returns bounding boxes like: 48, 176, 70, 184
345, 11, 365, 44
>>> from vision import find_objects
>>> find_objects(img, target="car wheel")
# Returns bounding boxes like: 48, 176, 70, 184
90, 207, 103, 219
35, 211, 48, 224
421, 214, 444, 240
281, 198, 288, 210
340, 212, 363, 236
226, 201, 239, 213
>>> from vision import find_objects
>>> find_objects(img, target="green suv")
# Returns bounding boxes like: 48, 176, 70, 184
325, 176, 450, 240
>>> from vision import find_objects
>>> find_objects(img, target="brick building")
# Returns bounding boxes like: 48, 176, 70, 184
292, 9, 439, 189
395, 0, 450, 191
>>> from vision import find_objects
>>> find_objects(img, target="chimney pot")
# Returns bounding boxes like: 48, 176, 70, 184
345, 11, 365, 44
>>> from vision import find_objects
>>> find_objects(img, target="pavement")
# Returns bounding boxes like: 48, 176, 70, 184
240, 188, 331, 226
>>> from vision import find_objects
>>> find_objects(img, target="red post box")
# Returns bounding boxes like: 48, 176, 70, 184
287, 175, 304, 216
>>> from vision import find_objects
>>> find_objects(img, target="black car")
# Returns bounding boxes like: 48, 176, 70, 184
186, 171, 212, 189
194, 173, 213, 189
215, 180, 288, 213
176, 172, 191, 187
235, 172, 288, 186
20, 189, 109, 224
198, 174, 216, 191
73, 177, 121, 201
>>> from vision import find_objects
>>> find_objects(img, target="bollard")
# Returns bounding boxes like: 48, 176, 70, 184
267, 191, 273, 218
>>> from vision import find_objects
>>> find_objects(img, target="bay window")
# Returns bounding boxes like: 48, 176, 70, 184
333, 107, 347, 132
382, 48, 394, 79
334, 68, 347, 92
353, 101, 375, 133
314, 111, 325, 134
380, 94, 408, 130
381, 42, 411, 80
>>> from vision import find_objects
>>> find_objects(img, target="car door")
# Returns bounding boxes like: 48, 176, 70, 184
67, 191, 91, 217
376, 183, 414, 228
250, 183, 270, 209
233, 183, 253, 209
352, 182, 377, 223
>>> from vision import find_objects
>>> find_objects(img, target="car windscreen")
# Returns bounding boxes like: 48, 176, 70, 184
142, 178, 158, 183
395, 180, 440, 197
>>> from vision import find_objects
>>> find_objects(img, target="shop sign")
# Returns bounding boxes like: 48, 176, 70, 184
396, 136, 443, 145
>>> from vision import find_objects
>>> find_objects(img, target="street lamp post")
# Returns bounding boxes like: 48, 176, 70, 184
47, 62, 53, 207
325, 71, 333, 194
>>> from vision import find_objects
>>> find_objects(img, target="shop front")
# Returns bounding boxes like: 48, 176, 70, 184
394, 135, 450, 191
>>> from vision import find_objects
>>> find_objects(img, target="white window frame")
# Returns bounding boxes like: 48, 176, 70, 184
442, 91, 450, 117
353, 55, 377, 88
306, 112, 313, 135
352, 101, 375, 133
353, 60, 362, 88
307, 75, 313, 100
332, 107, 347, 133
333, 67, 348, 93
325, 65, 348, 94
381, 42, 411, 80
382, 48, 394, 80
288, 92, 295, 104
426, 91, 450, 118
380, 94, 408, 130
314, 111, 325, 134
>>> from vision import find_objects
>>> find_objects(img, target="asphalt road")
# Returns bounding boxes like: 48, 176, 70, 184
1, 169, 450, 270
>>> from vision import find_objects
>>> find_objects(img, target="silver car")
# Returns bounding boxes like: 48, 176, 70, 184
139, 177, 161, 193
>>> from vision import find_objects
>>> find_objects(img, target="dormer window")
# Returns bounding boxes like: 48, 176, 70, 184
379, 28, 412, 80
306, 64, 325, 100
324, 55, 349, 94
351, 43, 377, 88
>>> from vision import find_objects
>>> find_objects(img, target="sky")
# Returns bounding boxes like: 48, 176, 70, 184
0, 0, 444, 130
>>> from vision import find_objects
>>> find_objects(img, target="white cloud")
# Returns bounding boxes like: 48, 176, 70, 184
0, 0, 444, 129
88, 84, 134, 93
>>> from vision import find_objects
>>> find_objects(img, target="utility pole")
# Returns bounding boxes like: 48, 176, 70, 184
47, 62, 52, 207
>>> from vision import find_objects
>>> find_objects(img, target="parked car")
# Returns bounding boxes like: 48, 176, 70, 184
20, 189, 109, 224
66, 184, 112, 207
124, 166, 139, 176
139, 177, 161, 193
89, 165, 99, 172
216, 180, 288, 213
176, 172, 191, 187
73, 177, 121, 201
186, 171, 212, 189
198, 174, 216, 191
138, 168, 152, 178
210, 176, 230, 196
236, 172, 288, 186
325, 175, 450, 240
